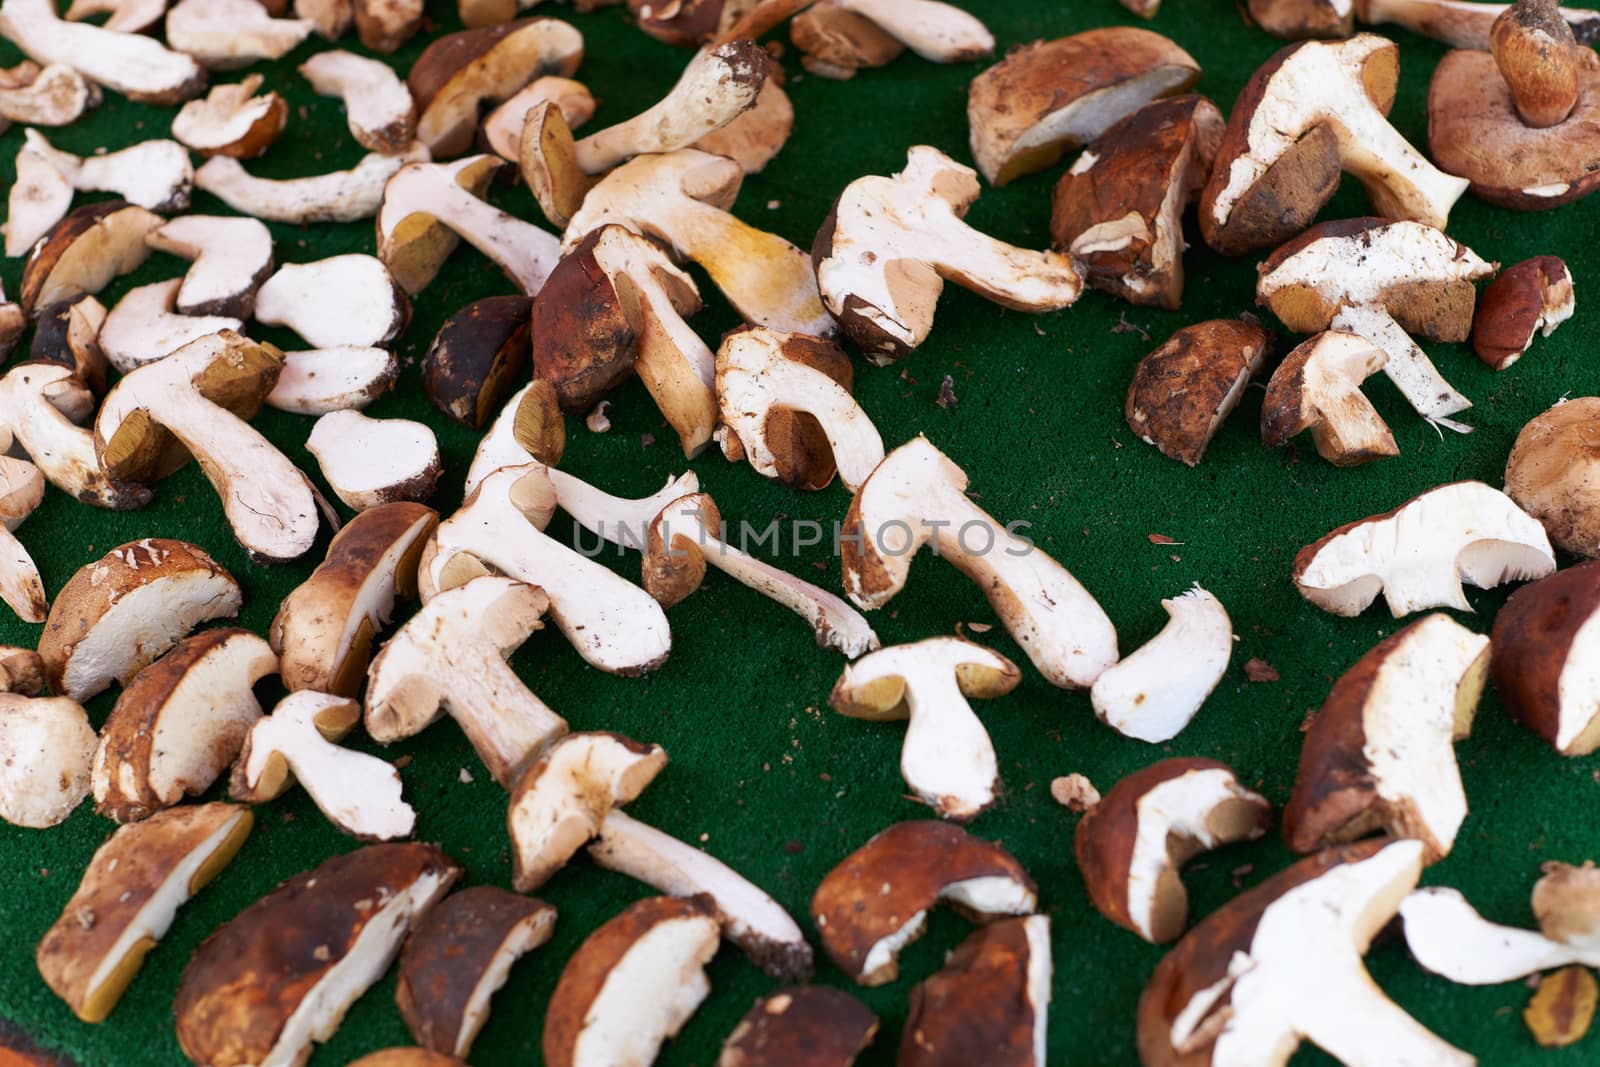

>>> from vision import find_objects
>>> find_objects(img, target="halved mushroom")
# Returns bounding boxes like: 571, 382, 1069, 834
0, 693, 95, 828
0, 363, 145, 508
791, 0, 992, 77
1473, 257, 1575, 369
0, 62, 96, 129
1357, 0, 1600, 47
306, 410, 442, 512
170, 76, 287, 158
842, 436, 1118, 689
789, 1, 904, 77
1492, 562, 1600, 755
1294, 481, 1555, 617
1125, 319, 1272, 466
4, 133, 74, 257
719, 986, 878, 1067
812, 820, 1037, 986
302, 50, 416, 153
694, 76, 793, 172
0, 646, 45, 695
814, 145, 1081, 361
164, 0, 314, 69
1076, 758, 1272, 943
195, 145, 429, 224
62, 0, 168, 32
255, 255, 409, 349
1506, 397, 1600, 557
40, 539, 241, 703
174, 843, 461, 1067
267, 347, 400, 415
36, 803, 252, 1023
354, 0, 424, 52
966, 29, 1201, 186
20, 201, 163, 315
0, 456, 48, 624
27, 295, 107, 392
482, 75, 596, 161
92, 627, 276, 823
1091, 587, 1232, 743
424, 296, 530, 429
8, 131, 191, 251
98, 280, 243, 374
901, 915, 1051, 1067
146, 216, 274, 320
396, 887, 557, 1058
1261, 330, 1397, 466
0, 0, 206, 105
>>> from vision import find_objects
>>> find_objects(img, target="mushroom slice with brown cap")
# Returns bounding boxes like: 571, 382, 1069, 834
1076, 758, 1272, 944
164, 0, 315, 69
1138, 839, 1469, 1066
1357, 0, 1600, 46
0, 364, 144, 508
0, 282, 23, 357
294, 0, 352, 39
1494, 563, 1600, 755
63, 0, 169, 31
424, 295, 531, 429
542, 896, 721, 1067
715, 327, 883, 492
20, 201, 163, 315
1256, 218, 1494, 430
719, 987, 878, 1067
0, 693, 95, 828
0, 456, 48, 623
0, 646, 46, 696
814, 146, 1081, 361
1246, 0, 1355, 38
790, 0, 991, 75
195, 145, 428, 225
966, 29, 1201, 187
842, 436, 1118, 689
829, 637, 1017, 820
900, 915, 1050, 1067
1506, 398, 1600, 557
28, 295, 108, 392
790, 2, 904, 78
1091, 586, 1232, 743
354, 0, 424, 52
301, 50, 416, 154
171, 76, 287, 159
92, 628, 275, 823
146, 215, 274, 320
36, 803, 252, 1022
366, 576, 569, 786
232, 691, 416, 840
1261, 330, 1396, 466
396, 887, 557, 1058
1125, 319, 1273, 467
40, 539, 240, 703
255, 255, 409, 349
273, 502, 436, 695
0, 63, 97, 127
174, 843, 461, 1067
267, 347, 399, 415
98, 280, 243, 374
1473, 258, 1574, 368
0, 0, 205, 105
694, 76, 792, 172
1294, 481, 1555, 617
306, 411, 442, 512
482, 75, 596, 161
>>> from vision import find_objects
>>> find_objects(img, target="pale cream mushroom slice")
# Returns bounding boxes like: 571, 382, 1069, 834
40, 539, 240, 702
0, 0, 206, 105
0, 63, 98, 127
171, 77, 287, 159
0, 646, 45, 695
353, 0, 425, 52
1294, 481, 1555, 617
306, 410, 442, 512
0, 280, 23, 357
20, 201, 164, 315
36, 803, 252, 1023
0, 455, 48, 623
791, 0, 992, 77
1356, 0, 1600, 48
4, 131, 77, 257
63, 0, 169, 34
717, 986, 879, 1067
146, 215, 275, 319
194, 144, 428, 225
1138, 839, 1471, 1065
301, 50, 415, 154
1473, 257, 1574, 370
693, 75, 792, 173
901, 917, 1050, 1067
1260, 330, 1397, 466
843, 436, 1118, 689
7, 134, 189, 257
1505, 397, 1600, 557
254, 255, 410, 349
814, 145, 1082, 362
1256, 218, 1495, 431
0, 693, 96, 828
1493, 562, 1600, 755
295, 0, 353, 41
829, 637, 1019, 821
482, 75, 596, 161
164, 0, 315, 69
1124, 318, 1274, 467
27, 294, 107, 391
366, 575, 568, 786
1091, 586, 1232, 743
266, 347, 399, 415
0, 363, 145, 508
174, 844, 461, 1067
98, 279, 244, 374
1076, 758, 1271, 944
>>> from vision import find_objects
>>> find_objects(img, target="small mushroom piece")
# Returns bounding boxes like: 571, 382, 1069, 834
790, 2, 904, 78
1400, 886, 1596, 984
842, 436, 1118, 689
0, 456, 48, 623
91, 628, 277, 823
1357, 0, 1600, 47
1076, 758, 1272, 943
36, 803, 252, 1023
829, 637, 1018, 820
0, 646, 46, 695
146, 216, 274, 320
0, 63, 97, 127
1125, 319, 1273, 466
1506, 397, 1600, 558
1138, 839, 1470, 1065
294, 0, 353, 38
349, 1052, 465, 1067
1473, 257, 1574, 369
97, 280, 244, 374
40, 539, 241, 703
900, 916, 1051, 1067
20, 202, 163, 315
4, 134, 74, 257
1294, 481, 1555, 617
0, 363, 144, 508
811, 820, 1037, 986
627, 0, 760, 48
255, 255, 409, 349
63, 0, 169, 32
174, 843, 461, 1067
306, 410, 442, 512
966, 29, 1201, 186
267, 348, 400, 416
195, 145, 428, 225
1247, 0, 1355, 38
170, 76, 288, 158
164, 0, 315, 69
1091, 587, 1233, 743
715, 327, 883, 491
0, 693, 95, 828
1051, 95, 1225, 309
1261, 330, 1397, 466
718, 986, 878, 1067
424, 295, 531, 429
814, 145, 1081, 362
790, 0, 991, 76
0, 281, 24, 357
542, 896, 721, 1067
354, 0, 424, 52
27, 295, 108, 392
1492, 562, 1600, 754
1491, 0, 1582, 127
301, 50, 416, 153
0, 0, 205, 105
693, 76, 793, 173
482, 75, 596, 161
396, 887, 557, 1059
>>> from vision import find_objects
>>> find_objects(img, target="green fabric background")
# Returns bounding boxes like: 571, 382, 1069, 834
1, 0, 1597, 1063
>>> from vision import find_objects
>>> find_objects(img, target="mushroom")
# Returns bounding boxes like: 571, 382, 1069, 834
36, 803, 252, 1022
563, 149, 834, 336
423, 295, 531, 429
1505, 397, 1600, 557
1246, 0, 1355, 37
39, 539, 240, 703
19, 201, 163, 315
1051, 95, 1225, 309
789, 1, 904, 77
5, 131, 191, 257
231, 691, 416, 840
1294, 481, 1556, 617
145, 216, 273, 322
715, 326, 883, 491
0, 63, 97, 127
627, 0, 762, 48
1090, 586, 1233, 743
306, 410, 442, 512
1492, 562, 1600, 755
828, 637, 1018, 820
354, 0, 424, 52
164, 0, 315, 69
0, 646, 46, 695
0, 693, 95, 828
0, 281, 24, 357
409, 17, 585, 157
542, 896, 721, 1067
91, 627, 277, 823
814, 145, 1082, 361
1200, 36, 1469, 256
1491, 0, 1582, 127
1260, 330, 1397, 466
4, 132, 75, 257
790, 0, 992, 77
170, 76, 287, 158
254, 255, 410, 349
900, 916, 1051, 1067
273, 502, 436, 695
1075, 758, 1272, 943
62, 0, 169, 32
1357, 0, 1600, 47
0, 456, 48, 623
1125, 319, 1273, 466
841, 436, 1118, 689
1255, 218, 1495, 431
1137, 839, 1470, 1065
349, 1051, 465, 1067
195, 145, 429, 224
1473, 257, 1574, 368
377, 156, 561, 296
482, 75, 596, 161
294, 0, 352, 39
27, 295, 108, 393
396, 887, 557, 1059
966, 29, 1201, 186
174, 843, 461, 1067
366, 576, 568, 786
266, 347, 400, 416
97, 280, 244, 374
0, 363, 143, 509
0, 0, 205, 105
718, 986, 878, 1067
302, 50, 416, 153
693, 75, 793, 172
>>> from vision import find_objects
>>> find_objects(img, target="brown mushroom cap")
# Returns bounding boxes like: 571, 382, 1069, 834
1533, 860, 1600, 945
0, 693, 96, 828
0, 646, 45, 695
790, 2, 905, 76
718, 986, 878, 1067
28, 295, 108, 393
20, 201, 162, 315
1491, 562, 1600, 755
628, 0, 751, 46
1125, 319, 1273, 466
529, 227, 642, 411
899, 916, 1050, 1067
424, 295, 532, 429
1260, 330, 1397, 466
348, 1051, 466, 1067
1505, 397, 1600, 557
1473, 256, 1574, 369
1247, 0, 1355, 39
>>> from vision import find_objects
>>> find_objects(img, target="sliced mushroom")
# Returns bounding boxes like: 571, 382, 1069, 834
0, 63, 96, 127
170, 76, 287, 158
306, 410, 442, 512
4, 134, 74, 257
694, 76, 793, 172
27, 295, 107, 392
0, 363, 143, 508
348, 1051, 465, 1067
0, 456, 47, 623
266, 347, 400, 416
423, 295, 531, 429
1261, 330, 1397, 466
195, 145, 428, 224
718, 986, 878, 1067
1247, 0, 1356, 37
146, 216, 274, 320
0, 281, 24, 357
10, 131, 191, 238
62, 0, 169, 32
1091, 586, 1232, 743
353, 0, 424, 52
302, 50, 416, 153
790, 0, 903, 77
164, 0, 314, 69
0, 0, 205, 105
98, 280, 243, 374
255, 255, 409, 349
0, 693, 95, 828
35, 803, 252, 1022
1357, 0, 1600, 47
19, 201, 163, 315
901, 916, 1050, 1067
294, 0, 352, 38
791, 0, 991, 77
1506, 397, 1600, 557
0, 646, 46, 695
814, 145, 1081, 361
482, 75, 596, 161
1492, 562, 1600, 755
1400, 884, 1599, 985
1125, 319, 1272, 466
1473, 257, 1575, 369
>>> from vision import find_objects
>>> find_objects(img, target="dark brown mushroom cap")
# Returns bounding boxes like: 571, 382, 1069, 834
1472, 256, 1573, 368
347, 1051, 466, 1067
899, 917, 1044, 1067
1491, 562, 1600, 754
397, 885, 556, 1057
1247, 0, 1355, 40
28, 296, 108, 395
718, 986, 878, 1067
1124, 319, 1273, 466
628, 0, 741, 47
424, 295, 533, 429
530, 228, 637, 412
20, 202, 163, 316
732, 328, 856, 491
643, 492, 720, 608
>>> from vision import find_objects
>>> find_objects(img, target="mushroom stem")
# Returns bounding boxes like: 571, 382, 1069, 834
1356, 0, 1600, 47
1295, 959, 1473, 1065
835, 0, 993, 60
0, 524, 46, 623
1331, 304, 1472, 433
410, 161, 560, 295
0, 364, 147, 510
545, 468, 698, 549
893, 667, 996, 817
661, 198, 830, 335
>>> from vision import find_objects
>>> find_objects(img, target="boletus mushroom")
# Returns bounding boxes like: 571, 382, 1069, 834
97, 280, 243, 374
1090, 586, 1233, 743
1472, 256, 1574, 369
306, 410, 442, 512
26, 295, 107, 393
170, 75, 287, 159
1356, 0, 1600, 48
1492, 561, 1600, 755
0, 363, 145, 509
301, 50, 417, 154
254, 255, 409, 349
1260, 330, 1397, 466
267, 347, 400, 416
145, 215, 275, 319
1125, 319, 1273, 466
0, 0, 206, 105
0, 455, 48, 623
195, 145, 428, 224
0, 693, 96, 828
164, 0, 315, 69
1505, 397, 1600, 557
718, 986, 878, 1066
20, 201, 163, 316
790, 0, 992, 78
900, 915, 1051, 1067
424, 295, 532, 429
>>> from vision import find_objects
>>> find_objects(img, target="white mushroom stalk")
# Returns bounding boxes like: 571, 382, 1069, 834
98, 280, 243, 373
1091, 586, 1232, 743
1355, 0, 1600, 47
0, 0, 205, 105
0, 456, 47, 623
164, 0, 315, 69
146, 215, 274, 319
63, 0, 168, 33
1400, 887, 1592, 984
0, 363, 148, 509
832, 0, 994, 60
0, 64, 97, 128
195, 145, 428, 225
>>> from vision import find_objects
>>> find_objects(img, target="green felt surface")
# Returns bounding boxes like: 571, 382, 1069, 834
0, 0, 1598, 1064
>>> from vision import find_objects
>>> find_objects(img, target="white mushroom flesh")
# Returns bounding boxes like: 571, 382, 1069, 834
306, 410, 439, 512
1400, 886, 1586, 985
570, 912, 720, 1067
266, 348, 397, 415
99, 280, 243, 373
255, 256, 405, 349
0, 695, 96, 828
1091, 586, 1232, 743
195, 147, 426, 225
